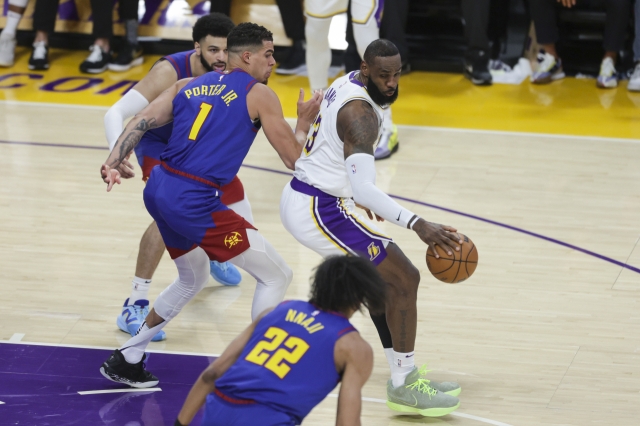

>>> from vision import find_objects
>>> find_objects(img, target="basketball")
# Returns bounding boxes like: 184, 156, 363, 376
426, 234, 478, 283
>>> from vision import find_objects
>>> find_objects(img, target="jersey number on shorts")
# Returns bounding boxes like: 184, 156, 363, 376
245, 326, 310, 379
303, 113, 322, 156
188, 102, 213, 141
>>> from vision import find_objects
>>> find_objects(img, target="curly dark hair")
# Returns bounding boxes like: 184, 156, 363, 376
309, 255, 387, 315
363, 39, 399, 65
227, 22, 273, 54
192, 13, 235, 43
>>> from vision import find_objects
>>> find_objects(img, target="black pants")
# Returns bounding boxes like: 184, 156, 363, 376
210, 0, 305, 42
461, 0, 511, 56
529, 0, 630, 51
345, 0, 409, 72
33, 0, 137, 38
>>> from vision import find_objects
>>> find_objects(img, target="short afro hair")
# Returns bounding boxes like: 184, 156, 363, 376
363, 39, 399, 65
227, 22, 273, 54
309, 255, 386, 315
192, 13, 235, 43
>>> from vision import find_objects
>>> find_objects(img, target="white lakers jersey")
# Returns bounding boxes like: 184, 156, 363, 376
293, 71, 384, 198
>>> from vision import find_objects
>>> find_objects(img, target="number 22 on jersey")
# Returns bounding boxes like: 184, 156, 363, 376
188, 102, 213, 141
245, 327, 310, 379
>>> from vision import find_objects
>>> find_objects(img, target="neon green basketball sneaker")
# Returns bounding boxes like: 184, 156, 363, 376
386, 366, 460, 417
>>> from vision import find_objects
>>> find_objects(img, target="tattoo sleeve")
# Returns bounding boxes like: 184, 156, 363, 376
339, 101, 379, 159
109, 118, 157, 167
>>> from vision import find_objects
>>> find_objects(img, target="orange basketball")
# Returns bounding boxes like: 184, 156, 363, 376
426, 234, 478, 283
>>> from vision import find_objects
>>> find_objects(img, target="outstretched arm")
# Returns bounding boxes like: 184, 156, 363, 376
338, 101, 462, 255
100, 79, 189, 191
176, 309, 272, 426
103, 61, 180, 178
248, 84, 321, 170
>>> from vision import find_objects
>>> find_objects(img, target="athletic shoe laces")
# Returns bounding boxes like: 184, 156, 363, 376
32, 41, 47, 60
405, 365, 437, 398
87, 44, 104, 63
406, 378, 437, 398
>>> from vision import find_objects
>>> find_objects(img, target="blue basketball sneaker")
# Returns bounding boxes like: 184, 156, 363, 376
116, 299, 166, 342
210, 261, 242, 286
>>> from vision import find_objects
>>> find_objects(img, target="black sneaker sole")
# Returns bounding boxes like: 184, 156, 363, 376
80, 65, 108, 74
99, 365, 159, 388
28, 64, 49, 70
108, 57, 144, 72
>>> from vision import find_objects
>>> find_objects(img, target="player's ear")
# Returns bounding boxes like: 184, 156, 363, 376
241, 50, 252, 65
360, 60, 369, 77
194, 41, 202, 55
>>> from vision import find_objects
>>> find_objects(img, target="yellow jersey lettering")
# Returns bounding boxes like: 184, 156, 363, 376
300, 317, 315, 328
221, 90, 238, 106
184, 89, 192, 99
285, 309, 297, 322
200, 85, 209, 96
292, 312, 307, 324
193, 87, 201, 97
216, 84, 226, 96
307, 323, 325, 334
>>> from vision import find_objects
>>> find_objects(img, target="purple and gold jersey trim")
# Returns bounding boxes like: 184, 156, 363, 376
292, 178, 392, 265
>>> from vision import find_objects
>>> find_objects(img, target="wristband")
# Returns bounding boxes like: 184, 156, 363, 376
174, 420, 188, 426
407, 215, 420, 230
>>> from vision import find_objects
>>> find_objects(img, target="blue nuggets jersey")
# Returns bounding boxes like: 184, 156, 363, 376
140, 50, 195, 145
214, 300, 357, 424
160, 69, 260, 186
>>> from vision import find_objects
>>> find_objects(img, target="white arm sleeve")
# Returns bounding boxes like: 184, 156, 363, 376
345, 153, 420, 229
104, 89, 150, 151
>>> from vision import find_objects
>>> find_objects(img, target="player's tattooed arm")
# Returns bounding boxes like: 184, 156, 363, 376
110, 118, 158, 167
338, 100, 379, 158
101, 81, 184, 191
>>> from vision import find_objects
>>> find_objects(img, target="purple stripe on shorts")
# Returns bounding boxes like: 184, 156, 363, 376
314, 196, 389, 266
375, 0, 385, 27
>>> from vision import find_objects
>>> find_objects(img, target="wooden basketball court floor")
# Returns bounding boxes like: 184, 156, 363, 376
2, 50, 640, 426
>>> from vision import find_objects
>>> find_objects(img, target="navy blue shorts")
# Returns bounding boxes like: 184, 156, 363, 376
144, 165, 254, 261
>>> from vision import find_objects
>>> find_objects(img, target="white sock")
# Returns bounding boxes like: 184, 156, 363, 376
384, 347, 394, 368
390, 350, 415, 388
1, 11, 22, 38
121, 320, 166, 364
129, 276, 151, 304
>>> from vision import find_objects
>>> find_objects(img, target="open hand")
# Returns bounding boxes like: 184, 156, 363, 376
296, 88, 322, 124
101, 164, 121, 192
413, 219, 462, 258
355, 203, 384, 222
116, 156, 136, 179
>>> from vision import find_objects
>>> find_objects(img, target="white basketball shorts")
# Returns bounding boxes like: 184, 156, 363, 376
305, 0, 384, 26
280, 178, 392, 265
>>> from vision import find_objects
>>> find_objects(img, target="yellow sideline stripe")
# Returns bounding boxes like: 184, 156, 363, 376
2, 48, 639, 139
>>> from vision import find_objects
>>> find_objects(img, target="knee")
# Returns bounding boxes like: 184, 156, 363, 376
390, 264, 420, 298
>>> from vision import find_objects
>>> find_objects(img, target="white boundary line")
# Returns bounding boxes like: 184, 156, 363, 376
0, 100, 108, 111
78, 388, 161, 395
8, 333, 24, 342
327, 394, 514, 426
1, 100, 638, 144
0, 340, 512, 425
0, 340, 220, 358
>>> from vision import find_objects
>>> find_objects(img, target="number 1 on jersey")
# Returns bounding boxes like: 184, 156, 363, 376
189, 102, 213, 141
